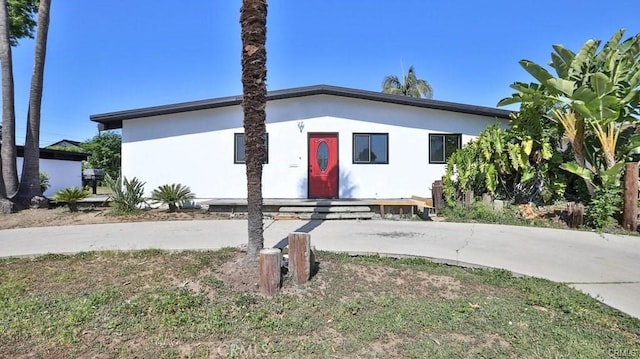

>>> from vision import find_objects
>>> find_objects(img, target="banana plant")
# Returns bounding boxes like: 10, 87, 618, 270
499, 29, 640, 198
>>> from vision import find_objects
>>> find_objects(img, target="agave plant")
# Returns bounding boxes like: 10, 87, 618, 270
150, 184, 196, 212
104, 174, 147, 214
53, 187, 90, 212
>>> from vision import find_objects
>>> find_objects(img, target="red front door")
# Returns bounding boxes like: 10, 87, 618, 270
308, 133, 338, 199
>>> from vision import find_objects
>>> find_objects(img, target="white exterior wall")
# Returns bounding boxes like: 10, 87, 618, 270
17, 157, 84, 197
122, 95, 507, 199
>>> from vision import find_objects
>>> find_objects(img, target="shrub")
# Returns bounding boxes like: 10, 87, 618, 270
104, 174, 147, 214
39, 172, 50, 194
150, 184, 196, 212
52, 187, 89, 212
585, 185, 622, 229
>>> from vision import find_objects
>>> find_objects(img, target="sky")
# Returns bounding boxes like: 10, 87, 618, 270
5, 0, 640, 146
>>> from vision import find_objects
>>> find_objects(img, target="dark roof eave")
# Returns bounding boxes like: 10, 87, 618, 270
90, 85, 514, 129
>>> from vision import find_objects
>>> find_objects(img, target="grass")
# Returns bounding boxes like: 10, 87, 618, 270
1, 249, 638, 358
439, 202, 567, 229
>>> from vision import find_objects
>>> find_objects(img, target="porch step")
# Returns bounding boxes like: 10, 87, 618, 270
297, 212, 375, 220
278, 206, 371, 213
277, 205, 374, 220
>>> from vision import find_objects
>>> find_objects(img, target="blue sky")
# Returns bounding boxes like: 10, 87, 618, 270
6, 0, 640, 146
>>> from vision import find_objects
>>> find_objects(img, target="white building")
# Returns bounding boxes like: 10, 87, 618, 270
14, 146, 87, 197
91, 85, 511, 200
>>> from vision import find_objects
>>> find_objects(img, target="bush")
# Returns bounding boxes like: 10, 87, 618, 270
52, 187, 89, 212
39, 172, 50, 194
585, 185, 622, 229
150, 184, 196, 212
104, 174, 147, 214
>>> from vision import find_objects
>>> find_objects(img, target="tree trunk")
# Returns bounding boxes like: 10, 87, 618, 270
240, 0, 267, 258
572, 117, 595, 196
16, 0, 50, 205
0, 0, 18, 197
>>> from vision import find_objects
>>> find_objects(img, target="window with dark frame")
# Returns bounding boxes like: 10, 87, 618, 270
353, 133, 388, 164
234, 133, 269, 164
429, 133, 461, 164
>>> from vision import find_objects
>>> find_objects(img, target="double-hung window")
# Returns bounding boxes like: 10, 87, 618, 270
353, 133, 388, 164
429, 133, 461, 164
234, 133, 269, 164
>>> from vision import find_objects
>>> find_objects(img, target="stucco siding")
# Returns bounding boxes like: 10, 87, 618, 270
121, 94, 507, 199
17, 157, 83, 197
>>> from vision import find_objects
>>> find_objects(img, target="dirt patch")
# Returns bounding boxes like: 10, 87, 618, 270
214, 252, 261, 293
0, 206, 238, 230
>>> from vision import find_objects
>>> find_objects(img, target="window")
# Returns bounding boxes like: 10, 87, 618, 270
234, 133, 269, 164
353, 133, 388, 164
429, 133, 461, 164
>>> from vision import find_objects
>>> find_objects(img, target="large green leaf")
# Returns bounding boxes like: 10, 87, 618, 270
573, 86, 598, 104
546, 78, 575, 96
519, 60, 553, 84
600, 162, 624, 187
550, 52, 570, 78
497, 95, 522, 107
552, 44, 575, 68
560, 161, 595, 184
571, 39, 600, 77
520, 167, 536, 184
591, 72, 614, 98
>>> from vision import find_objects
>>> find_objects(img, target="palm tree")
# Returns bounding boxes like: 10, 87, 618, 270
240, 0, 267, 258
0, 0, 18, 197
382, 66, 433, 99
16, 0, 49, 206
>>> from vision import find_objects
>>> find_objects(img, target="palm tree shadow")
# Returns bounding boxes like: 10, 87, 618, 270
272, 219, 324, 249
273, 220, 323, 281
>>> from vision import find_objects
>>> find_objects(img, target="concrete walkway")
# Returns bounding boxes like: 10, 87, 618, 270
1, 219, 639, 319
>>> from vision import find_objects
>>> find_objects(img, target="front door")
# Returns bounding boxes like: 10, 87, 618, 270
308, 133, 338, 199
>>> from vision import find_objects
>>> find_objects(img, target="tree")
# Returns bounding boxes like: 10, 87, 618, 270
81, 131, 121, 180
499, 29, 640, 198
15, 0, 50, 206
382, 66, 433, 99
1, 0, 37, 199
0, 0, 36, 211
240, 0, 267, 258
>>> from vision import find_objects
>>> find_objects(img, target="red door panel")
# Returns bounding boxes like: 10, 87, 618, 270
308, 134, 338, 199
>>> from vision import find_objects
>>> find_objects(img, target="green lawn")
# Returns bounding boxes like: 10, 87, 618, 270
1, 249, 638, 358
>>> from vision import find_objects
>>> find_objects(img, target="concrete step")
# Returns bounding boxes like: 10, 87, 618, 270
298, 212, 375, 220
278, 206, 371, 213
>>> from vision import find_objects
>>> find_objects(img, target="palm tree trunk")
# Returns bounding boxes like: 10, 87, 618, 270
16, 0, 50, 206
0, 0, 18, 197
240, 0, 267, 258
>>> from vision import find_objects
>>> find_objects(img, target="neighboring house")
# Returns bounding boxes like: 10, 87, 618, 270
45, 139, 83, 151
90, 85, 511, 200
11, 146, 88, 197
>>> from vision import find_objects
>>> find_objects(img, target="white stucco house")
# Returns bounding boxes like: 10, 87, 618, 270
14, 146, 87, 197
90, 85, 511, 200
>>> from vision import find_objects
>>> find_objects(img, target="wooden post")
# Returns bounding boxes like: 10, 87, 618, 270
566, 202, 584, 229
259, 248, 281, 297
464, 190, 474, 209
431, 180, 443, 210
288, 232, 312, 285
623, 162, 639, 231
482, 193, 492, 206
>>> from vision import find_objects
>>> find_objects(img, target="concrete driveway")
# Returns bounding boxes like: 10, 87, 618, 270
1, 219, 639, 319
